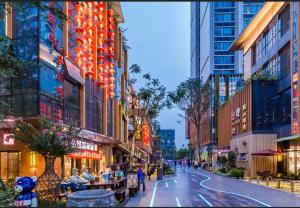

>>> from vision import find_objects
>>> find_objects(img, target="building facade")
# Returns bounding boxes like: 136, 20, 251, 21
220, 2, 297, 176
0, 1, 149, 185
159, 129, 176, 160
189, 2, 264, 163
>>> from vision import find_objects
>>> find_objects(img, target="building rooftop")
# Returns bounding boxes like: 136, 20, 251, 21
230, 2, 285, 53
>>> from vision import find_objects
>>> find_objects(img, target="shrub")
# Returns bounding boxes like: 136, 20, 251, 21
228, 151, 236, 168
228, 168, 244, 178
219, 168, 228, 174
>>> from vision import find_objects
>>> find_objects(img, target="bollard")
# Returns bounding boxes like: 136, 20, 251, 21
266, 177, 269, 186
291, 181, 294, 193
277, 180, 281, 189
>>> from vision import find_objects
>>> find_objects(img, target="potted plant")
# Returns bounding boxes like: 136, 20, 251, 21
13, 117, 80, 202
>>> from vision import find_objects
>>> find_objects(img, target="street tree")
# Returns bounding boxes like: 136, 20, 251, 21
128, 64, 166, 168
176, 147, 189, 160
13, 117, 80, 202
167, 77, 210, 162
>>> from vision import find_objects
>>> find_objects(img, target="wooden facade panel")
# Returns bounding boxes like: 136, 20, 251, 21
231, 133, 277, 177
218, 81, 252, 148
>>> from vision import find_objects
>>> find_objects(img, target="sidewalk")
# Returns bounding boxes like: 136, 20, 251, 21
124, 176, 157, 207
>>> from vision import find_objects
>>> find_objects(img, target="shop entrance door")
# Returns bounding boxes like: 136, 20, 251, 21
0, 152, 20, 187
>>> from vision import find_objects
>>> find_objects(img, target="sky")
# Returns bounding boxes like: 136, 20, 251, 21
121, 2, 190, 148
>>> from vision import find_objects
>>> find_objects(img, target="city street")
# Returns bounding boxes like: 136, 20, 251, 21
125, 167, 300, 207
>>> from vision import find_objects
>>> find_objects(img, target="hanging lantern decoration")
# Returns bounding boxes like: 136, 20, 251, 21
97, 1, 106, 86
73, 1, 117, 97
106, 8, 115, 97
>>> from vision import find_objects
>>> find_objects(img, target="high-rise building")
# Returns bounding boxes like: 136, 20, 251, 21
159, 129, 176, 160
189, 2, 264, 163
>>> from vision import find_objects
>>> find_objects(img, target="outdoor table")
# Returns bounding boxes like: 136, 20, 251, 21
97, 177, 127, 190
84, 182, 102, 190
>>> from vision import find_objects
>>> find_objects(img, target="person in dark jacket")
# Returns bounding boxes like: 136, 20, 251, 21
137, 166, 145, 191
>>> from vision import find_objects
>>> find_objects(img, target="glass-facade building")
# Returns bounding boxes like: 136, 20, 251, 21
0, 2, 133, 185
190, 2, 264, 160
159, 129, 176, 160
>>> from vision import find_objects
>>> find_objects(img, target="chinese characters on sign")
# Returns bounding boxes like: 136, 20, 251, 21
231, 104, 247, 136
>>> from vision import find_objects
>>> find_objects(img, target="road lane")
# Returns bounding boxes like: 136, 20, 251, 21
186, 169, 270, 207
127, 166, 300, 207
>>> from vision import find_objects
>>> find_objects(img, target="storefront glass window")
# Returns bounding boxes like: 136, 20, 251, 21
0, 152, 20, 186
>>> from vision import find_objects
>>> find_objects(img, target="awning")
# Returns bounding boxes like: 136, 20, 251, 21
251, 149, 282, 156
64, 58, 84, 85
277, 134, 300, 142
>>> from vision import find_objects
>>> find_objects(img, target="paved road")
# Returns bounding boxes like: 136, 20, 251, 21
125, 166, 300, 207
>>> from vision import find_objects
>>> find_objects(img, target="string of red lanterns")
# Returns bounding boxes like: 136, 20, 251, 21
107, 7, 115, 98
74, 2, 116, 98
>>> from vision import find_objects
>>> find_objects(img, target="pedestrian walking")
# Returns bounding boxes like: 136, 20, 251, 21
137, 165, 145, 191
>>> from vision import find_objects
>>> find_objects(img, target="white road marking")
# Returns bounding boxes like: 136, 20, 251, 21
174, 179, 178, 183
191, 178, 197, 182
149, 176, 179, 207
198, 194, 212, 207
175, 197, 181, 207
150, 184, 157, 207
186, 170, 271, 207
166, 182, 168, 188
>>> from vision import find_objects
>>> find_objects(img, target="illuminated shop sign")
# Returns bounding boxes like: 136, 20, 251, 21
3, 134, 14, 145
68, 150, 102, 160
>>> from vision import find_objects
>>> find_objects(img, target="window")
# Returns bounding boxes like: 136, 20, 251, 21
214, 13, 234, 22
64, 80, 80, 125
214, 2, 234, 8
279, 44, 291, 79
214, 42, 232, 51
85, 77, 104, 134
40, 64, 62, 97
15, 3, 38, 38
279, 5, 290, 36
223, 27, 234, 36
40, 94, 63, 122
214, 56, 234, 64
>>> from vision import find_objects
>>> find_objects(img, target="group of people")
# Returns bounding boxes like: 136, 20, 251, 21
173, 159, 207, 169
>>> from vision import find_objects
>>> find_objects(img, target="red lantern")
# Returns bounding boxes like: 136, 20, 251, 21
75, 37, 84, 45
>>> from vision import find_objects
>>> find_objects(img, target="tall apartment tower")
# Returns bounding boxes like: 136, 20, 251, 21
189, 2, 264, 161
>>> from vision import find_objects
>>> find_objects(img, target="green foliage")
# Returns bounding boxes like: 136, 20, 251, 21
228, 168, 244, 178
176, 148, 188, 160
251, 70, 276, 81
218, 168, 228, 174
39, 200, 66, 208
167, 77, 210, 148
228, 151, 236, 168
217, 156, 228, 166
128, 64, 166, 134
0, 184, 14, 207
163, 163, 174, 175
13, 117, 81, 157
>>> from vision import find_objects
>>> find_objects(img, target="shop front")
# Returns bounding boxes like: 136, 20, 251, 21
0, 127, 114, 184
277, 136, 300, 175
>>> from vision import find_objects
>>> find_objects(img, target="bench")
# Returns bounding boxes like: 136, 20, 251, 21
128, 184, 138, 197
115, 187, 126, 202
